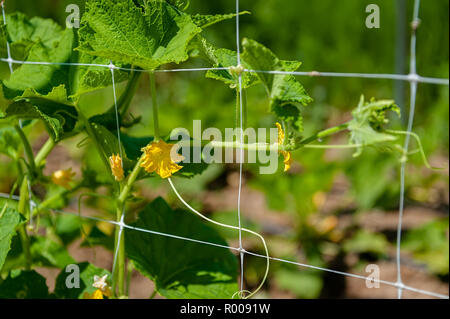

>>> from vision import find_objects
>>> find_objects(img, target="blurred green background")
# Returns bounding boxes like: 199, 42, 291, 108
1, 0, 448, 298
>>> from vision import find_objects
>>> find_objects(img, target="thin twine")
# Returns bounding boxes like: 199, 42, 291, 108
109, 60, 127, 287
167, 178, 269, 299
0, 0, 448, 300
1, 192, 446, 300
235, 0, 246, 297
1, 57, 448, 85
396, 0, 421, 299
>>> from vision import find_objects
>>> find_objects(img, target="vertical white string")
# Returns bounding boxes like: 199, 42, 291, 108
235, 0, 245, 296
396, 0, 421, 299
109, 61, 126, 282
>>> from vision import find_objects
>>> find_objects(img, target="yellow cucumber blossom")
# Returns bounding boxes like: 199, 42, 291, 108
275, 122, 293, 172
140, 139, 185, 179
109, 154, 124, 182
51, 168, 75, 189
83, 275, 112, 299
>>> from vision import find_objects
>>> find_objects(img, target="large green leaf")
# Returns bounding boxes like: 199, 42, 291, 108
0, 207, 24, 271
0, 12, 129, 100
125, 197, 238, 299
0, 270, 49, 298
54, 262, 111, 299
1, 85, 78, 141
77, 0, 203, 70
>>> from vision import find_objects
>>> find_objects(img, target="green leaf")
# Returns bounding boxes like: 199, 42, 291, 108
0, 126, 21, 159
1, 13, 75, 97
348, 96, 399, 157
69, 53, 130, 99
0, 270, 49, 298
0, 207, 24, 271
54, 262, 111, 299
91, 123, 135, 172
200, 38, 312, 132
125, 197, 238, 299
30, 236, 76, 268
1, 85, 78, 141
241, 38, 312, 132
77, 0, 202, 70
192, 12, 250, 29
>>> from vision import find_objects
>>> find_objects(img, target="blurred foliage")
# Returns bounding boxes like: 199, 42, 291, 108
403, 219, 449, 275
0, 0, 448, 298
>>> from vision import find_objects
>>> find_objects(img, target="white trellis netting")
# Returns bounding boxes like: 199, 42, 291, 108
0, 0, 449, 299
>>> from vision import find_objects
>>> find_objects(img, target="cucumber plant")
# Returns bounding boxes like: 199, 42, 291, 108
0, 0, 431, 299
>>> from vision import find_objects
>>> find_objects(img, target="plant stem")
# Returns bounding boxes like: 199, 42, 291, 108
119, 71, 142, 117
299, 123, 349, 146
149, 72, 160, 140
14, 125, 37, 174
74, 104, 112, 178
105, 70, 142, 116
118, 157, 143, 204
18, 178, 31, 270
34, 138, 55, 166
112, 157, 143, 297
114, 203, 126, 297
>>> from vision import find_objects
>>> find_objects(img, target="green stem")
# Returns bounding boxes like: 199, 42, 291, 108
149, 72, 160, 140
299, 123, 349, 147
34, 138, 55, 166
118, 157, 143, 204
114, 202, 126, 297
74, 104, 112, 178
37, 183, 83, 212
126, 262, 134, 296
242, 89, 247, 129
18, 178, 31, 270
14, 125, 37, 174
112, 157, 143, 297
119, 71, 142, 117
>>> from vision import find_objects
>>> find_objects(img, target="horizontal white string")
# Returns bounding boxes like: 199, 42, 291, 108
245, 69, 449, 86
1, 57, 448, 85
0, 193, 448, 299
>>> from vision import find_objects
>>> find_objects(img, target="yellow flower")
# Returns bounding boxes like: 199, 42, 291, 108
51, 168, 75, 189
84, 289, 104, 299
109, 154, 124, 182
140, 140, 185, 179
275, 122, 292, 172
83, 275, 112, 299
